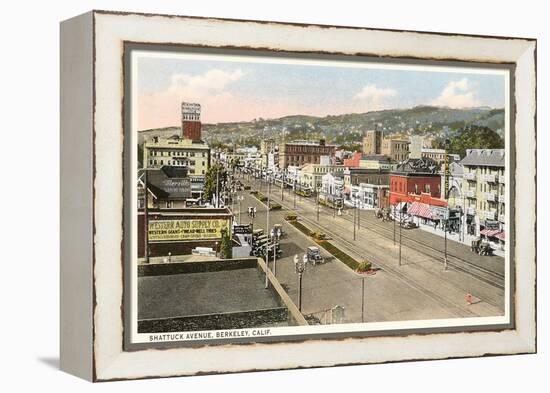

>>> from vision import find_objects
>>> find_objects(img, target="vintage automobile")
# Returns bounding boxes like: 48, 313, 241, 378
400, 221, 418, 229
471, 237, 493, 256
271, 224, 285, 238
306, 246, 324, 265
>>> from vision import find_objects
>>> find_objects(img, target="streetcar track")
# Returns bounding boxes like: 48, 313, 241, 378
260, 180, 505, 290
242, 177, 503, 311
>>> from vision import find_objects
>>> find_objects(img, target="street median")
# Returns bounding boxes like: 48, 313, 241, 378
250, 190, 282, 210
287, 218, 361, 271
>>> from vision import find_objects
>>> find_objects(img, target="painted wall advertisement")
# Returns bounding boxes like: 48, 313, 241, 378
148, 218, 230, 241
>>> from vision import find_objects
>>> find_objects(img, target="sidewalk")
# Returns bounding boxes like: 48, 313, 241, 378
415, 221, 505, 258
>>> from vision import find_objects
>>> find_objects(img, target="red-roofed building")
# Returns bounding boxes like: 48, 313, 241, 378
343, 151, 362, 167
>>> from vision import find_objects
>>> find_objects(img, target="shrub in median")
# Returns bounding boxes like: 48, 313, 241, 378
356, 261, 372, 272
285, 213, 298, 221
317, 240, 360, 270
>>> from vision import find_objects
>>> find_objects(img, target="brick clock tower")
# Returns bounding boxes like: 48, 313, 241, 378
181, 102, 202, 141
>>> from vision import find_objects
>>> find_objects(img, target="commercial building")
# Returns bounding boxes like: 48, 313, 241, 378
143, 135, 211, 180
279, 139, 336, 169
362, 129, 383, 155
421, 148, 460, 166
441, 161, 464, 209
460, 149, 505, 240
320, 172, 345, 206
138, 166, 192, 209
137, 257, 307, 333
389, 157, 445, 207
382, 137, 410, 163
138, 207, 233, 258
343, 167, 390, 209
358, 154, 392, 170
297, 163, 345, 191
260, 139, 278, 170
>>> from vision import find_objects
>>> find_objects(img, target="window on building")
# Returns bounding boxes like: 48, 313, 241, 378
425, 184, 431, 194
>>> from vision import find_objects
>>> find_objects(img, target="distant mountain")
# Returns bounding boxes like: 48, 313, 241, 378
138, 106, 505, 149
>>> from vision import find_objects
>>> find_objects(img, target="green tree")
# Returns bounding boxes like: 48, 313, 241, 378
203, 163, 227, 203
219, 228, 233, 259
434, 125, 504, 157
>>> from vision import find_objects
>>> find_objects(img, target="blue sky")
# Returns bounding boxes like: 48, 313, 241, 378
137, 55, 506, 128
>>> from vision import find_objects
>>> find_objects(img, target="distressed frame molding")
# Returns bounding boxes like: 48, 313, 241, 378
60, 10, 536, 381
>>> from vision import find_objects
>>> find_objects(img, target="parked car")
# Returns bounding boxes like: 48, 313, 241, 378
306, 246, 324, 265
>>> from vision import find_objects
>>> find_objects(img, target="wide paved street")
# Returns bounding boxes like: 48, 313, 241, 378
231, 172, 505, 324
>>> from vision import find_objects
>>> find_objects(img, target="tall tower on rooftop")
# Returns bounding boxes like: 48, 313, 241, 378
181, 102, 202, 141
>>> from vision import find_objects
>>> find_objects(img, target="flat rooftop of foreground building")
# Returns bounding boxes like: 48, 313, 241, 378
137, 257, 307, 333
138, 268, 279, 319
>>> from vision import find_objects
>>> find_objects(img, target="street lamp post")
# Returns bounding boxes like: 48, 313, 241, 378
294, 254, 308, 312
237, 195, 244, 224
316, 184, 321, 222
273, 229, 280, 276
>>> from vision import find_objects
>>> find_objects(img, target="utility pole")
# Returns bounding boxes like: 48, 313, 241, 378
281, 173, 284, 201
357, 196, 361, 230
143, 169, 149, 263
393, 203, 396, 246
399, 202, 403, 266
215, 168, 219, 208
361, 276, 365, 323
353, 198, 357, 240
444, 138, 450, 271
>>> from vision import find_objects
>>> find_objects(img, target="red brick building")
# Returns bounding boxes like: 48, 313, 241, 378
181, 102, 202, 141
389, 158, 447, 207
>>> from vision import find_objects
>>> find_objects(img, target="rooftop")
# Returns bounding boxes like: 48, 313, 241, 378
460, 149, 505, 167
393, 157, 440, 174
139, 268, 279, 320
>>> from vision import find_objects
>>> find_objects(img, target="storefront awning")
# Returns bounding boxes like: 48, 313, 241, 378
480, 228, 500, 237
407, 202, 433, 220
494, 231, 505, 241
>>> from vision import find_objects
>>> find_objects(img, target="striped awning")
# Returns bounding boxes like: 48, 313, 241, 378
407, 202, 434, 220
480, 228, 500, 237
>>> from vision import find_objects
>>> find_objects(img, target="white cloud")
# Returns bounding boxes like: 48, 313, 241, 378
353, 84, 397, 110
431, 78, 481, 108
168, 69, 245, 97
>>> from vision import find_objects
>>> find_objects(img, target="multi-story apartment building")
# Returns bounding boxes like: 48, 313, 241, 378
460, 149, 505, 237
279, 139, 336, 169
362, 129, 383, 155
382, 138, 410, 163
